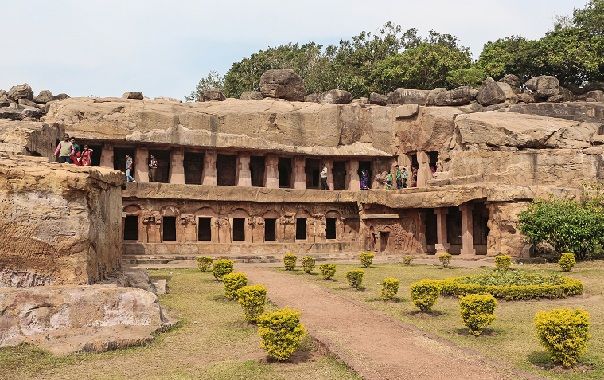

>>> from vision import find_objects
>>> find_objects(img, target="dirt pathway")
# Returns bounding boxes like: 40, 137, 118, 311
243, 265, 541, 380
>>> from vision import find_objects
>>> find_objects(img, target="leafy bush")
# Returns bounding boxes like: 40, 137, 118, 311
212, 259, 234, 280
446, 67, 487, 87
196, 256, 213, 272
518, 198, 604, 260
535, 308, 590, 368
381, 277, 400, 300
236, 284, 267, 323
495, 255, 512, 271
283, 253, 297, 271
222, 272, 248, 300
439, 270, 583, 300
559, 253, 576, 272
459, 294, 497, 336
257, 308, 306, 361
437, 252, 452, 268
346, 269, 365, 290
410, 279, 441, 312
359, 252, 375, 268
301, 256, 315, 274
319, 264, 336, 280
402, 255, 414, 266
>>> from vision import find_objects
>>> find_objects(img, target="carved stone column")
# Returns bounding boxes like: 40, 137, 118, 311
293, 157, 306, 190
416, 151, 432, 188
346, 160, 360, 191
265, 155, 279, 189
100, 144, 114, 169
460, 203, 476, 255
135, 147, 149, 182
325, 159, 334, 190
202, 150, 217, 186
169, 148, 185, 184
434, 208, 450, 252
237, 154, 252, 187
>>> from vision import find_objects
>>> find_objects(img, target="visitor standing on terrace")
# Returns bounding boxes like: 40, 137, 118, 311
125, 155, 135, 182
54, 135, 73, 164
149, 155, 158, 182
360, 169, 369, 190
81, 145, 93, 166
320, 164, 329, 190
395, 165, 404, 189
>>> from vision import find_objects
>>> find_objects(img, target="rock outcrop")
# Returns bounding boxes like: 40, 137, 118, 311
369, 92, 388, 106
259, 69, 305, 101
240, 91, 263, 100
427, 86, 477, 106
388, 88, 430, 105
122, 91, 144, 100
198, 89, 226, 102
524, 76, 559, 100
320, 89, 352, 104
8, 84, 33, 101
476, 78, 505, 106
0, 120, 62, 158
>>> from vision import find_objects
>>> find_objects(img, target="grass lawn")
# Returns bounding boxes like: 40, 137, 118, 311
282, 260, 604, 380
0, 269, 359, 380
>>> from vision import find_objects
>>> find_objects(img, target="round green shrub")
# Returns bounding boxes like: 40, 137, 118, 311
437, 252, 452, 268
346, 269, 364, 290
212, 259, 234, 280
301, 256, 315, 274
410, 279, 441, 312
459, 294, 497, 336
319, 264, 336, 280
236, 284, 267, 323
257, 307, 306, 361
222, 272, 248, 300
535, 308, 590, 368
559, 253, 576, 272
495, 255, 512, 271
381, 277, 400, 300
196, 256, 213, 272
402, 255, 414, 266
283, 253, 297, 271
359, 252, 375, 268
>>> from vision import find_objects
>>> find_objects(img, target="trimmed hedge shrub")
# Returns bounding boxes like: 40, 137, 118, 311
495, 255, 512, 271
257, 308, 306, 361
346, 269, 365, 290
196, 256, 213, 272
535, 308, 590, 368
212, 259, 234, 280
236, 284, 267, 323
223, 272, 248, 300
283, 253, 297, 271
381, 277, 400, 300
439, 270, 583, 300
359, 252, 375, 268
437, 252, 452, 268
459, 294, 497, 336
410, 279, 441, 312
301, 256, 315, 274
319, 264, 336, 280
559, 253, 576, 272
402, 255, 414, 266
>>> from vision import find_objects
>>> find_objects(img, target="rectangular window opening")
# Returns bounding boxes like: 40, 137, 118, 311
149, 150, 171, 183
123, 215, 139, 241
217, 154, 237, 186
184, 151, 204, 185
264, 218, 276, 242
162, 216, 177, 242
296, 218, 307, 240
233, 218, 245, 242
197, 217, 212, 241
326, 218, 337, 240
278, 158, 292, 188
250, 156, 266, 187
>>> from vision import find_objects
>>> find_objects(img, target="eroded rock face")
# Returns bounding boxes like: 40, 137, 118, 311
508, 102, 604, 123
122, 91, 144, 100
0, 285, 175, 355
259, 69, 305, 101
388, 88, 430, 105
428, 86, 477, 106
240, 91, 263, 100
8, 84, 33, 101
525, 76, 559, 100
320, 89, 352, 104
0, 120, 62, 158
199, 89, 226, 102
488, 202, 532, 257
476, 78, 505, 106
34, 90, 53, 104
369, 92, 388, 106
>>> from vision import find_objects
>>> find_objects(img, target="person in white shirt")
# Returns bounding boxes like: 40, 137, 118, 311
320, 164, 329, 190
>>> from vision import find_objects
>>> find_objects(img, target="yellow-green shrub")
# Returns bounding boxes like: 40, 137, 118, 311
495, 255, 512, 271
381, 277, 400, 300
222, 272, 248, 300
437, 252, 452, 268
212, 259, 234, 280
402, 255, 414, 266
301, 256, 315, 274
196, 256, 213, 272
459, 294, 497, 336
346, 269, 364, 290
410, 279, 441, 312
535, 308, 590, 368
559, 253, 576, 272
283, 253, 297, 271
319, 264, 336, 280
257, 308, 306, 361
236, 284, 267, 323
359, 251, 375, 268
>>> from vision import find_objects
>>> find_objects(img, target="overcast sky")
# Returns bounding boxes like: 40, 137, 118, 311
0, 0, 587, 99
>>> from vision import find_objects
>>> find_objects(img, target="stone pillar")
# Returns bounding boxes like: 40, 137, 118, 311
134, 147, 149, 182
416, 151, 432, 188
169, 148, 185, 184
265, 155, 279, 189
460, 203, 476, 255
434, 208, 450, 252
100, 144, 114, 169
202, 150, 217, 186
346, 160, 360, 191
237, 154, 252, 187
293, 157, 306, 190
325, 159, 334, 190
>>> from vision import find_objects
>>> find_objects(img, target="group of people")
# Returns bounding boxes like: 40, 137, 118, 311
361, 165, 418, 190
54, 135, 93, 166
124, 154, 159, 183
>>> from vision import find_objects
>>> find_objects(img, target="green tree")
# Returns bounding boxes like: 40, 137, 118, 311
446, 67, 487, 88
476, 36, 539, 80
186, 71, 225, 101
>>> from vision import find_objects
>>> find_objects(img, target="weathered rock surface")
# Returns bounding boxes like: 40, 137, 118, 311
508, 102, 604, 123
499, 74, 521, 90
0, 120, 62, 158
304, 93, 321, 103
240, 91, 263, 100
34, 90, 54, 104
476, 78, 505, 106
388, 88, 430, 105
122, 92, 144, 100
199, 89, 226, 102
584, 90, 604, 102
369, 92, 388, 106
320, 89, 352, 104
0, 285, 175, 355
428, 86, 477, 106
395, 106, 460, 153
259, 69, 305, 101
8, 84, 33, 101
525, 76, 559, 99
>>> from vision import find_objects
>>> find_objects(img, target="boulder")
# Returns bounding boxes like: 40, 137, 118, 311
369, 92, 388, 106
459, 102, 484, 113
476, 78, 506, 106
351, 97, 368, 105
508, 102, 604, 123
20, 106, 45, 119
496, 82, 518, 103
8, 84, 33, 101
320, 89, 352, 104
387, 88, 431, 105
34, 90, 54, 103
304, 93, 321, 103
122, 92, 144, 100
18, 98, 41, 108
549, 87, 575, 102
199, 89, 226, 102
428, 86, 477, 106
53, 93, 70, 101
584, 90, 604, 102
0, 108, 23, 120
394, 104, 419, 119
524, 76, 559, 99
499, 74, 521, 90
517, 92, 535, 104
240, 91, 263, 100
259, 69, 305, 101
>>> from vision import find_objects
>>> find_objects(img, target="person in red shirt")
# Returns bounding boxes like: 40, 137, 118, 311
81, 145, 93, 166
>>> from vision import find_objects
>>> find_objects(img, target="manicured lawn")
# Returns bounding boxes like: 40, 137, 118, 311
0, 269, 359, 380
282, 260, 604, 380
